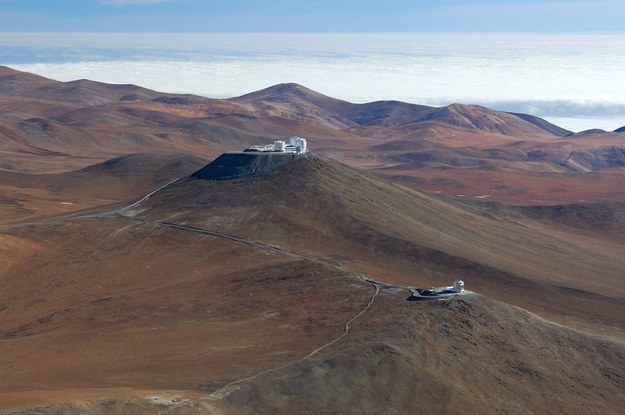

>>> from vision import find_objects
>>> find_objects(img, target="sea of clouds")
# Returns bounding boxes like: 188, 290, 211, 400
2, 32, 625, 132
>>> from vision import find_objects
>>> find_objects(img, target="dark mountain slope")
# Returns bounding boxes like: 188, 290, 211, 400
1, 150, 624, 414
512, 111, 572, 136
191, 152, 304, 180
215, 295, 625, 415
137, 153, 625, 335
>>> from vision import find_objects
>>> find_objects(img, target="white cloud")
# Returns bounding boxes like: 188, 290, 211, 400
100, 0, 179, 7
5, 33, 625, 132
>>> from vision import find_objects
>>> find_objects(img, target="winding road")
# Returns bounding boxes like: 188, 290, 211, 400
107, 180, 411, 403
3, 175, 411, 409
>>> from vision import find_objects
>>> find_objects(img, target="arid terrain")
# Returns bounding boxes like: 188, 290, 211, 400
0, 67, 624, 414
2, 65, 625, 205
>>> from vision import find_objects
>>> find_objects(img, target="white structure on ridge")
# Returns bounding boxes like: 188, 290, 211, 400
410, 279, 465, 298
244, 136, 307, 154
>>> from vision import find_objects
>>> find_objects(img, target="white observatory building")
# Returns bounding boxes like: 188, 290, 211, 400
244, 136, 307, 154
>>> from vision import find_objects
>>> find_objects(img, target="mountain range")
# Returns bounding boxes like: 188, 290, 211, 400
0, 66, 624, 414
2, 65, 625, 204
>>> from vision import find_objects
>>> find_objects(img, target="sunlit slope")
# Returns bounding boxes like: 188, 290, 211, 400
137, 153, 625, 335
0, 152, 624, 414
215, 294, 625, 415
0, 219, 372, 396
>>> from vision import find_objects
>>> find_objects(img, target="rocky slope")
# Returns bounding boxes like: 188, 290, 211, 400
1, 152, 624, 414
215, 295, 625, 415
2, 66, 625, 204
191, 152, 304, 180
139, 154, 625, 334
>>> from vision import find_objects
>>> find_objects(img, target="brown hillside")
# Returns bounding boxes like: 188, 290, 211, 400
0, 153, 624, 414
137, 154, 625, 336
0, 153, 207, 224
2, 67, 625, 205
216, 295, 625, 415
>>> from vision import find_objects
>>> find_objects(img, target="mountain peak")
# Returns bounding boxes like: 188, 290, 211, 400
233, 82, 317, 99
446, 102, 479, 111
231, 82, 352, 109
262, 82, 311, 94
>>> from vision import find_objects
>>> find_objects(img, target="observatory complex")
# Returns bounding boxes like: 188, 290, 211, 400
244, 136, 307, 154
191, 136, 309, 181
410, 280, 465, 299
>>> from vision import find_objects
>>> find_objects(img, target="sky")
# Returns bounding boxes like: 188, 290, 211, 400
1, 1, 624, 132
1, 0, 625, 32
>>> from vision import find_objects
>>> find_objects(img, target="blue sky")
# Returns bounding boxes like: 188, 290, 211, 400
2, 2, 625, 131
1, 0, 624, 32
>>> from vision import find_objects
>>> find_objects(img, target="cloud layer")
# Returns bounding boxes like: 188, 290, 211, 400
3, 33, 625, 132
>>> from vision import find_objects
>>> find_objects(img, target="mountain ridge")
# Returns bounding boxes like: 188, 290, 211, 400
1, 66, 625, 205
1, 150, 623, 414
231, 82, 571, 137
138, 153, 625, 335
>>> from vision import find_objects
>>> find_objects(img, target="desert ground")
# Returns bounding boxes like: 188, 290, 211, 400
0, 67, 624, 414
